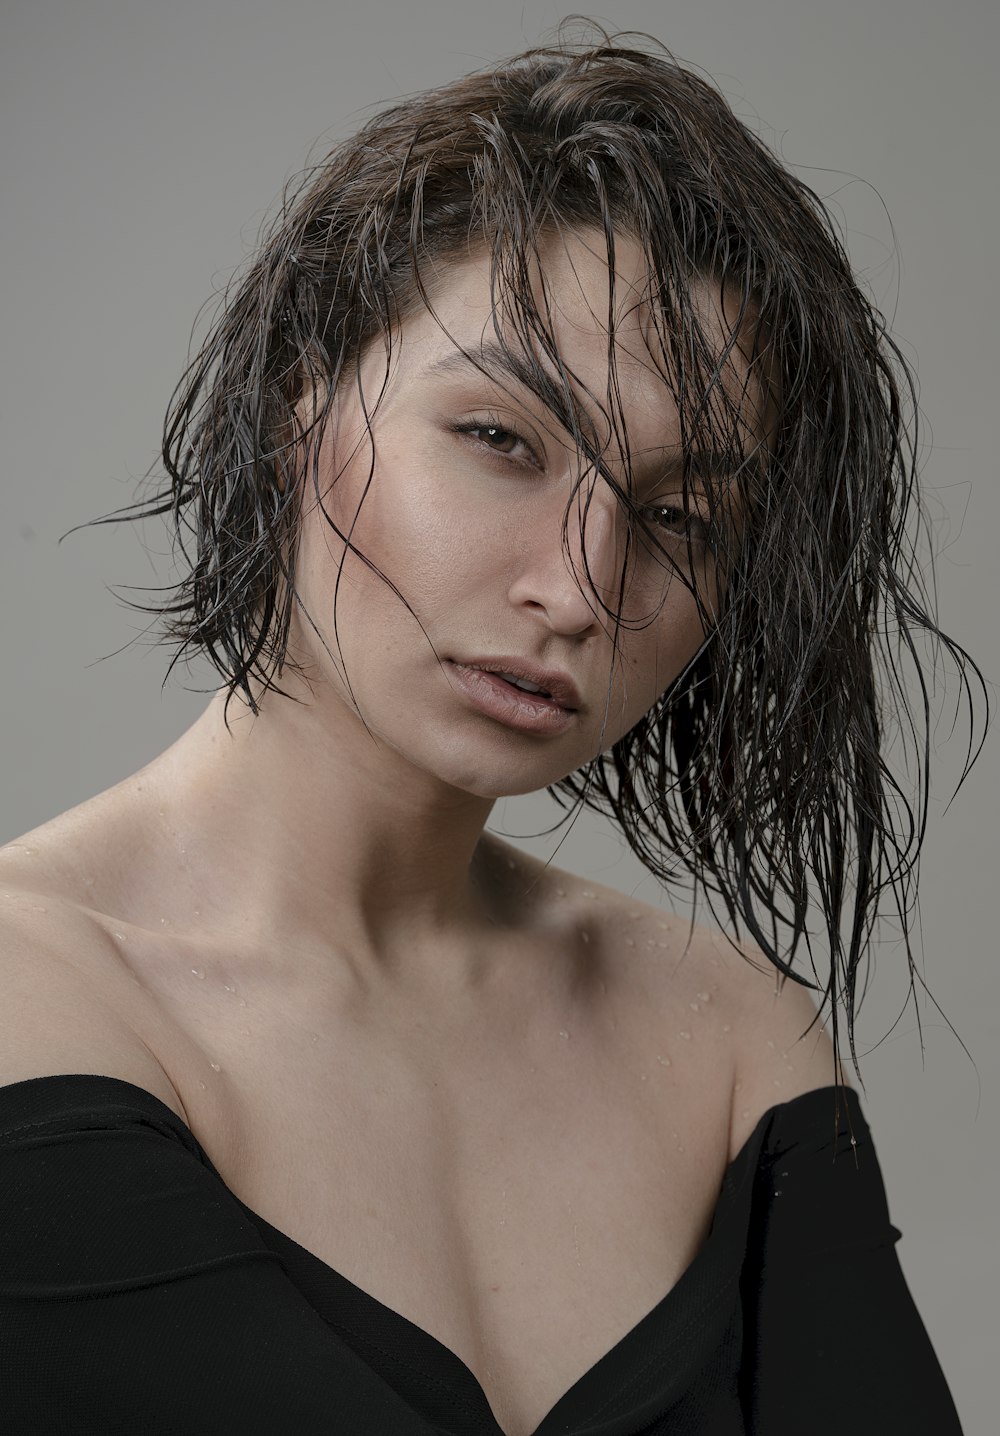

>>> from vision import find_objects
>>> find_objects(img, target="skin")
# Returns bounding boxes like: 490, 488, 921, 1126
137, 226, 774, 1009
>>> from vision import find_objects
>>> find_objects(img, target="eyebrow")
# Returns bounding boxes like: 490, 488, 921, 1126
425, 341, 763, 490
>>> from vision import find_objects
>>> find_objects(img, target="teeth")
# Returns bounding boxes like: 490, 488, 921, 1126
497, 671, 549, 696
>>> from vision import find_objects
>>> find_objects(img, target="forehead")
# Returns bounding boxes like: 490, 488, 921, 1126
383, 226, 774, 448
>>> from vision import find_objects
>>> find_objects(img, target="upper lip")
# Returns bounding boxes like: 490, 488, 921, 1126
451, 656, 582, 711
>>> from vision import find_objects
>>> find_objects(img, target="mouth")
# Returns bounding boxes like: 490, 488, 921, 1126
464, 667, 562, 708
449, 656, 581, 711
445, 661, 578, 733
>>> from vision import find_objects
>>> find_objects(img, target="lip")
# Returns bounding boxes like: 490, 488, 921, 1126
446, 661, 577, 735
450, 655, 581, 710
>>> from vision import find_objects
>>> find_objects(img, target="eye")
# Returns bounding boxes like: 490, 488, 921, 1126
453, 414, 541, 468
645, 503, 711, 545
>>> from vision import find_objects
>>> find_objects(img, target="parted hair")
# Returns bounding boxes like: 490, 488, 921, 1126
64, 18, 989, 1085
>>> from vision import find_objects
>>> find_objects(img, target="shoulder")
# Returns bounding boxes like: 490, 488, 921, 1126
0, 872, 190, 1128
534, 864, 850, 1165
691, 920, 852, 1159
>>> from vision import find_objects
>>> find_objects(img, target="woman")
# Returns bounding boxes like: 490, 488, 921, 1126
0, 22, 982, 1435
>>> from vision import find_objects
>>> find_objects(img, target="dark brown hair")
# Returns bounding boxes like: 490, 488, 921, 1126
63, 18, 990, 1089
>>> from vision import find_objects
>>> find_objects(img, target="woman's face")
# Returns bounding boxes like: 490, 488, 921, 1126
284, 226, 772, 799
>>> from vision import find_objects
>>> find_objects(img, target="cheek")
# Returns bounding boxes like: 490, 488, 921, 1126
316, 459, 489, 633
628, 583, 712, 700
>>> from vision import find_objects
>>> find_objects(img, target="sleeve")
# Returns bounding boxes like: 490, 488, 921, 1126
0, 1075, 434, 1435
738, 1086, 965, 1434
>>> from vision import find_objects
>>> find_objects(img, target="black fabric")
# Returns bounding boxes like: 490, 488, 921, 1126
0, 1074, 963, 1434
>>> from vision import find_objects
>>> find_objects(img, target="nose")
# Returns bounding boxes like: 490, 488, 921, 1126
512, 478, 631, 632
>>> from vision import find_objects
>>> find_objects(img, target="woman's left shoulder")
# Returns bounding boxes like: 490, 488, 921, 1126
685, 918, 853, 1159
588, 887, 852, 1161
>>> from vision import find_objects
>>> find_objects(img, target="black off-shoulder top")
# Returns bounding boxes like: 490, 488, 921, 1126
0, 1074, 963, 1434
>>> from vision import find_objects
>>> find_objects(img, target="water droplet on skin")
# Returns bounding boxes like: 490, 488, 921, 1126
194, 908, 201, 916
697, 991, 711, 1002
679, 1030, 691, 1040
160, 918, 166, 925
223, 983, 235, 993
198, 1080, 206, 1090
239, 998, 247, 1007
554, 887, 565, 897
677, 1144, 686, 1153
773, 1188, 783, 1196
113, 932, 125, 941
628, 912, 641, 921
29, 904, 48, 912
582, 889, 595, 899
741, 1108, 750, 1119
766, 1040, 776, 1049
722, 1024, 732, 1033
240, 1028, 251, 1037
655, 1054, 671, 1067
580, 931, 590, 944
625, 937, 635, 947
689, 1002, 701, 1011
558, 1029, 570, 1040
210, 1062, 221, 1072
772, 1078, 782, 1087
640, 1073, 648, 1082
191, 968, 205, 980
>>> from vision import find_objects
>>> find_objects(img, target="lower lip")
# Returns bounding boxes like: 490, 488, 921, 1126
446, 662, 577, 734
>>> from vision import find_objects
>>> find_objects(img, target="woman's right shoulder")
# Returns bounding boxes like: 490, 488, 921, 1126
0, 872, 191, 1128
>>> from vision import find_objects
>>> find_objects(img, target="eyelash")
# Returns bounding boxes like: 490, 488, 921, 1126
452, 414, 712, 544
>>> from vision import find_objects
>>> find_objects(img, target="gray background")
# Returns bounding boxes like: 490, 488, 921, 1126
2, 2, 996, 1429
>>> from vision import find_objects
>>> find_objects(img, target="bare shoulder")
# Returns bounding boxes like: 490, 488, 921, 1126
690, 919, 852, 1158
0, 875, 190, 1127
528, 857, 850, 1164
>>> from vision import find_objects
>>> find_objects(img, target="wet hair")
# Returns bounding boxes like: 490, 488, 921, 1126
63, 18, 989, 1091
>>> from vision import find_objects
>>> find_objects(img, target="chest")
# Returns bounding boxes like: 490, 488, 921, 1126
150, 960, 736, 1436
